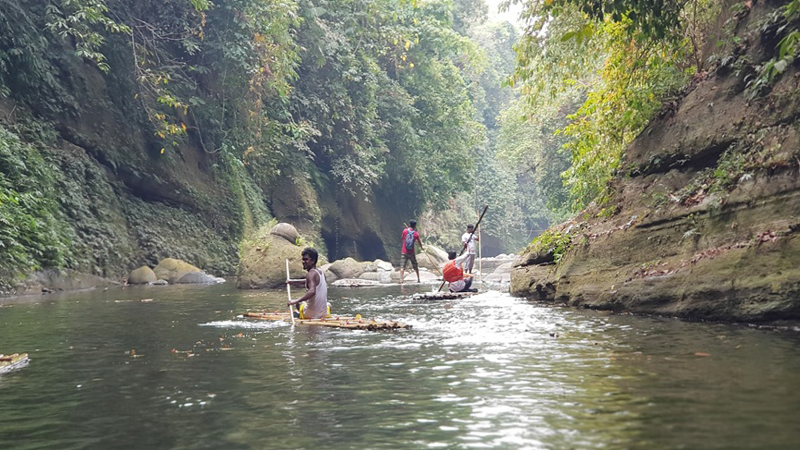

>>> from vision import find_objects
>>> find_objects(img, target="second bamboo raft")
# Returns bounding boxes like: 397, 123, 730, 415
243, 312, 410, 330
412, 291, 475, 300
0, 353, 29, 374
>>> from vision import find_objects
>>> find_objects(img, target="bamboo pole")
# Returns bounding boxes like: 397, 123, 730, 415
478, 209, 482, 284
286, 258, 295, 326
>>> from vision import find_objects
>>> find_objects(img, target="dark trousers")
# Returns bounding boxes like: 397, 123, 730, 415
454, 278, 476, 292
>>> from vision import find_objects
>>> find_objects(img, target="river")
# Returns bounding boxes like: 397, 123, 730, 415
1, 282, 799, 449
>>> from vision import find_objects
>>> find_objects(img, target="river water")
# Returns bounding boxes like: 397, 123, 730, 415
1, 282, 799, 450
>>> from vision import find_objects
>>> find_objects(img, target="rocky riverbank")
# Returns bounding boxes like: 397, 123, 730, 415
511, 2, 800, 323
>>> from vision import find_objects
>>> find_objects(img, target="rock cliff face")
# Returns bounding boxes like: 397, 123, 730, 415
0, 70, 406, 296
511, 3, 800, 322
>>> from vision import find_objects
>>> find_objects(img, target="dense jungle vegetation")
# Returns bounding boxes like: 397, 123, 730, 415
2, 0, 799, 286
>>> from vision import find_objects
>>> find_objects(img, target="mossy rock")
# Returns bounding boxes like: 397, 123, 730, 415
129, 266, 157, 285
270, 223, 300, 243
153, 258, 203, 283
237, 232, 328, 289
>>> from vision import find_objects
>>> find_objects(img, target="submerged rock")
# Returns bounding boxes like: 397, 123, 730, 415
176, 272, 225, 284
154, 258, 203, 284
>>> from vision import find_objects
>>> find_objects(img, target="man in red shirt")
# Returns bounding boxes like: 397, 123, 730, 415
443, 251, 478, 293
400, 220, 424, 283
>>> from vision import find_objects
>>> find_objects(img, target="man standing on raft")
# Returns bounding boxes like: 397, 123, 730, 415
287, 247, 329, 319
400, 220, 424, 283
461, 224, 479, 274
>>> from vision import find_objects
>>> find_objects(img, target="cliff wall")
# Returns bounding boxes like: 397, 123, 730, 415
511, 3, 800, 322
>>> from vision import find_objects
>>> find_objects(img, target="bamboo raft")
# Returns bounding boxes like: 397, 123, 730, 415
243, 312, 410, 330
412, 291, 475, 300
0, 353, 29, 374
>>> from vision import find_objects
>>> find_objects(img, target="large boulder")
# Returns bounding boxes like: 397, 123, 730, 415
425, 245, 449, 265
176, 272, 225, 284
374, 259, 393, 272
493, 262, 513, 275
236, 226, 328, 289
129, 266, 157, 285
153, 258, 203, 283
270, 223, 300, 243
415, 252, 441, 271
322, 269, 339, 284
412, 245, 448, 272
329, 257, 365, 279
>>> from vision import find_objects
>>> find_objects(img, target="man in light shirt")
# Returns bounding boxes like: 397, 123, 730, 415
461, 224, 478, 274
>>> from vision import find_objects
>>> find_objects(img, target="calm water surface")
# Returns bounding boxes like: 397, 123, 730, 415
0, 282, 799, 450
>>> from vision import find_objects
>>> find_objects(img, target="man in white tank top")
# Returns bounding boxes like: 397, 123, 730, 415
287, 247, 329, 319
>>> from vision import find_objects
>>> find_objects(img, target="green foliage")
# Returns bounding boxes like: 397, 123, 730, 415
746, 0, 800, 98
505, 0, 683, 42
286, 0, 485, 210
0, 1, 76, 114
0, 0, 510, 273
509, 1, 712, 212
526, 228, 572, 263
560, 19, 691, 210
45, 0, 130, 72
496, 96, 574, 217
0, 126, 71, 284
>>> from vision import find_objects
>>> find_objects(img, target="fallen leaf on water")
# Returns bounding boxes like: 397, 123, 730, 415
694, 352, 711, 357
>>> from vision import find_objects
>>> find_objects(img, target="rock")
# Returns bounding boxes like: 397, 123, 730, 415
151, 279, 168, 286
329, 257, 365, 279
318, 264, 338, 283
374, 259, 393, 271
483, 272, 510, 283
129, 266, 157, 285
424, 245, 449, 265
493, 262, 513, 275
395, 270, 439, 283
415, 252, 442, 271
154, 258, 203, 283
236, 224, 329, 289
9, 269, 120, 296
269, 223, 299, 243
176, 272, 225, 284
359, 272, 392, 283
361, 261, 377, 272
323, 269, 339, 284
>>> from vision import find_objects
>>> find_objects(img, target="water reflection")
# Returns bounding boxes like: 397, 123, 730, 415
0, 283, 799, 449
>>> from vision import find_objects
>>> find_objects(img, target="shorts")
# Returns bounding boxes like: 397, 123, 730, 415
401, 252, 418, 270
296, 302, 332, 319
